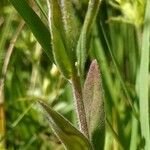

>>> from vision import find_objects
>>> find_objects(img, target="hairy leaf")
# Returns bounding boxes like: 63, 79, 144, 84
37, 100, 93, 150
47, 0, 74, 79
60, 0, 79, 52
9, 0, 53, 61
77, 0, 101, 79
83, 60, 105, 150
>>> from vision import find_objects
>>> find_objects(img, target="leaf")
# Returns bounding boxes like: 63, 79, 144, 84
47, 0, 74, 79
138, 0, 150, 149
37, 100, 93, 150
9, 0, 53, 62
77, 0, 101, 79
60, 0, 79, 52
83, 60, 105, 150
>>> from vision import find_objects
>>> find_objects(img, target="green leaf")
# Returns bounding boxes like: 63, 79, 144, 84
77, 0, 101, 79
83, 60, 105, 150
37, 100, 93, 150
9, 0, 53, 62
60, 0, 79, 52
138, 0, 150, 149
47, 0, 74, 79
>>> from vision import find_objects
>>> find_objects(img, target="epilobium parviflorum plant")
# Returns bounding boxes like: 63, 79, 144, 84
2, 0, 149, 149
38, 0, 105, 149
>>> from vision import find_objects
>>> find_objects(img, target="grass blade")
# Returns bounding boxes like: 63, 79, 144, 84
0, 13, 13, 72
138, 0, 150, 149
100, 22, 138, 118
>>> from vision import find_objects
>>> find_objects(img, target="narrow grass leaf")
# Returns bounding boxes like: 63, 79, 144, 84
138, 0, 150, 149
0, 13, 13, 73
129, 114, 139, 150
100, 22, 137, 118
106, 118, 124, 150
83, 60, 105, 150
9, 0, 53, 61
11, 103, 33, 128
37, 100, 93, 150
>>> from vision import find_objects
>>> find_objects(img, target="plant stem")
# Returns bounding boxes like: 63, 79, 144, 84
71, 75, 89, 138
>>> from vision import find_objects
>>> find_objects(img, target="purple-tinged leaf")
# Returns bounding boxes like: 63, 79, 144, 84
83, 59, 105, 150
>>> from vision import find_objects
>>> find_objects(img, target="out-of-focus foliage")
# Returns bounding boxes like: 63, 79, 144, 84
109, 0, 146, 26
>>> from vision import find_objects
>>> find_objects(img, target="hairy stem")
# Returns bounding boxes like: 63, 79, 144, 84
71, 75, 89, 138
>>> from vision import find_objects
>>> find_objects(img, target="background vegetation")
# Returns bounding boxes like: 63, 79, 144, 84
0, 0, 149, 149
